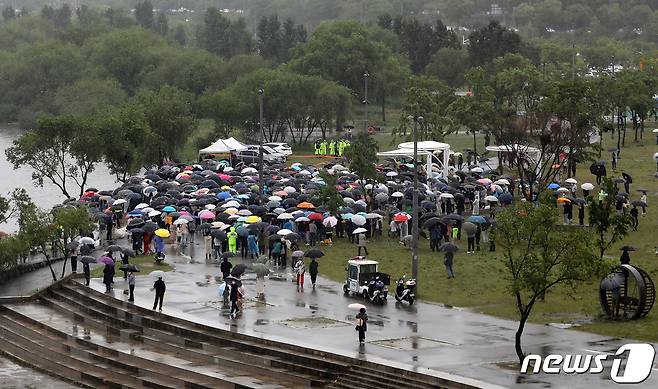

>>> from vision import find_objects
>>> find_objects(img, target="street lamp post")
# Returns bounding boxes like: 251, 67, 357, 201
410, 115, 422, 288
258, 87, 264, 204
363, 71, 369, 133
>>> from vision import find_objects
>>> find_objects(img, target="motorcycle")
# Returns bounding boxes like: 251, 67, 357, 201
363, 276, 387, 305
394, 276, 416, 305
154, 251, 166, 265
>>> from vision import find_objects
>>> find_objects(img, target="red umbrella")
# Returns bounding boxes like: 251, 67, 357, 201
393, 213, 410, 222
308, 212, 323, 221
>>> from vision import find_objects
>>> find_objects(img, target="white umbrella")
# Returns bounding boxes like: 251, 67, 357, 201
348, 303, 366, 310
148, 210, 162, 217
79, 237, 95, 245
391, 192, 404, 198
277, 213, 293, 220
652, 129, 658, 133
204, 204, 216, 210
581, 183, 595, 190
135, 203, 149, 209
351, 214, 367, 226
277, 229, 293, 236
494, 179, 510, 186
150, 270, 165, 279
470, 167, 484, 173
386, 171, 398, 177
284, 186, 297, 194
237, 209, 252, 216
323, 216, 338, 227
440, 193, 454, 199
353, 227, 368, 234
333, 164, 346, 171
173, 218, 188, 225
295, 216, 311, 222
113, 199, 127, 205
241, 167, 257, 174
556, 187, 569, 193
268, 195, 282, 202
565, 178, 578, 184
484, 195, 498, 202
653, 152, 658, 162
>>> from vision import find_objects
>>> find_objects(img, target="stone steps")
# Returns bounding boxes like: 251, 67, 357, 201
0, 307, 280, 389
0, 279, 487, 389
59, 283, 348, 379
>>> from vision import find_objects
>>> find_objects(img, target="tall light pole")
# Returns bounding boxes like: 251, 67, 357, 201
409, 115, 422, 288
363, 71, 369, 133
258, 87, 264, 204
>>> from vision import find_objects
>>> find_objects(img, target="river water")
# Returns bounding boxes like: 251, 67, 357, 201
0, 128, 118, 231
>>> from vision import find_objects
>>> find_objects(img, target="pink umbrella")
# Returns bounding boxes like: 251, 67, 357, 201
179, 210, 191, 216
199, 210, 215, 219
98, 256, 114, 265
218, 174, 231, 181
323, 216, 338, 227
476, 178, 492, 186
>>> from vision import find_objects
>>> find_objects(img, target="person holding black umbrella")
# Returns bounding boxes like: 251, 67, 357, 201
152, 276, 166, 311
220, 257, 233, 280
83, 262, 91, 286
444, 251, 455, 278
309, 258, 319, 288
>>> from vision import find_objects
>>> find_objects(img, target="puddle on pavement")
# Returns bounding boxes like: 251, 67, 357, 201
370, 336, 457, 350
279, 317, 350, 329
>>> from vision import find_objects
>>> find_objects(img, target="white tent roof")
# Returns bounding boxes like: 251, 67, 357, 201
377, 149, 432, 157
486, 144, 540, 154
398, 141, 450, 151
199, 137, 247, 155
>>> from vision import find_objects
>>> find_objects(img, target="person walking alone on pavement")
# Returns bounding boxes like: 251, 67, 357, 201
356, 307, 368, 343
309, 258, 319, 288
127, 272, 136, 302
220, 257, 232, 280
357, 233, 368, 256
152, 276, 166, 311
229, 280, 240, 318
294, 257, 305, 288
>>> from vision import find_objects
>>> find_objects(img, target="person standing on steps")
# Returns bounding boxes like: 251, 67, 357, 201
103, 263, 114, 292
152, 276, 166, 311
355, 307, 368, 343
309, 258, 319, 288
127, 272, 136, 302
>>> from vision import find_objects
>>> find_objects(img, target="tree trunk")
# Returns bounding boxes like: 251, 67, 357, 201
381, 93, 386, 123
61, 255, 68, 279
515, 313, 529, 364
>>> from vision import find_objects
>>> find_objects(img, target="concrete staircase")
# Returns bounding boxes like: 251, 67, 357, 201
0, 279, 481, 389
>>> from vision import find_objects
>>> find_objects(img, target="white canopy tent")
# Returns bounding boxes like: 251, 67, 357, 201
198, 137, 248, 157
377, 141, 451, 177
485, 144, 542, 164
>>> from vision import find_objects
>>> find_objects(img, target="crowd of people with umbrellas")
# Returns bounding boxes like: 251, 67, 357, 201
61, 145, 648, 312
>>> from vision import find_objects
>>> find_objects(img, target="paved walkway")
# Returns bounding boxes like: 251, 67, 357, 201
88, 242, 657, 389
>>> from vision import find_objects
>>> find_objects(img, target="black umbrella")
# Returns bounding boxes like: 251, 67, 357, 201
127, 219, 145, 229
130, 228, 145, 235
631, 200, 647, 207
107, 244, 123, 252
498, 193, 513, 205
231, 263, 247, 277
66, 241, 79, 251
143, 221, 158, 233
620, 245, 636, 251
122, 248, 136, 257
439, 242, 459, 253
119, 264, 140, 272
422, 217, 442, 229
211, 230, 226, 239
79, 256, 96, 264
305, 248, 324, 258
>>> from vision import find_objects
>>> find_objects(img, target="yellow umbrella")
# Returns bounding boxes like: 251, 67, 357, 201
224, 207, 239, 215
246, 215, 262, 224
155, 228, 171, 238
221, 185, 231, 190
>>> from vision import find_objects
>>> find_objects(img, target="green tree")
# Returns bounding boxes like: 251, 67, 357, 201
468, 21, 521, 66
5, 115, 103, 199
425, 47, 469, 87
2, 6, 16, 21
155, 12, 168, 36
390, 16, 460, 73
52, 78, 127, 116
395, 76, 456, 141
53, 205, 92, 277
134, 0, 154, 30
344, 133, 379, 183
197, 8, 252, 59
135, 85, 197, 164
53, 4, 72, 29
495, 200, 600, 363
317, 172, 345, 216
588, 179, 634, 259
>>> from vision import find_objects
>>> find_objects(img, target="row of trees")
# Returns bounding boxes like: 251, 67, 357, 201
0, 189, 92, 281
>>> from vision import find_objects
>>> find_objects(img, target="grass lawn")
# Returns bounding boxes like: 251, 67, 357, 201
305, 126, 658, 342
91, 255, 172, 278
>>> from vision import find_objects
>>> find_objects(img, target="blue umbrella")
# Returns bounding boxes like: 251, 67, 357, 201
467, 215, 486, 224
216, 191, 233, 200
341, 213, 354, 220
128, 210, 143, 217
547, 183, 560, 189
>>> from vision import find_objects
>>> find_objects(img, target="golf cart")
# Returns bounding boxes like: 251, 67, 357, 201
343, 256, 390, 304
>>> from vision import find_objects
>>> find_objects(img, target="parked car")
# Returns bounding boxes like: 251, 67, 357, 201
234, 149, 284, 165
245, 145, 287, 162
264, 142, 293, 156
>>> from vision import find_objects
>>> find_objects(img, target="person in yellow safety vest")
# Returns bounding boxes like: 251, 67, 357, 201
338, 140, 344, 156
329, 140, 336, 156
320, 140, 327, 155
314, 140, 321, 155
